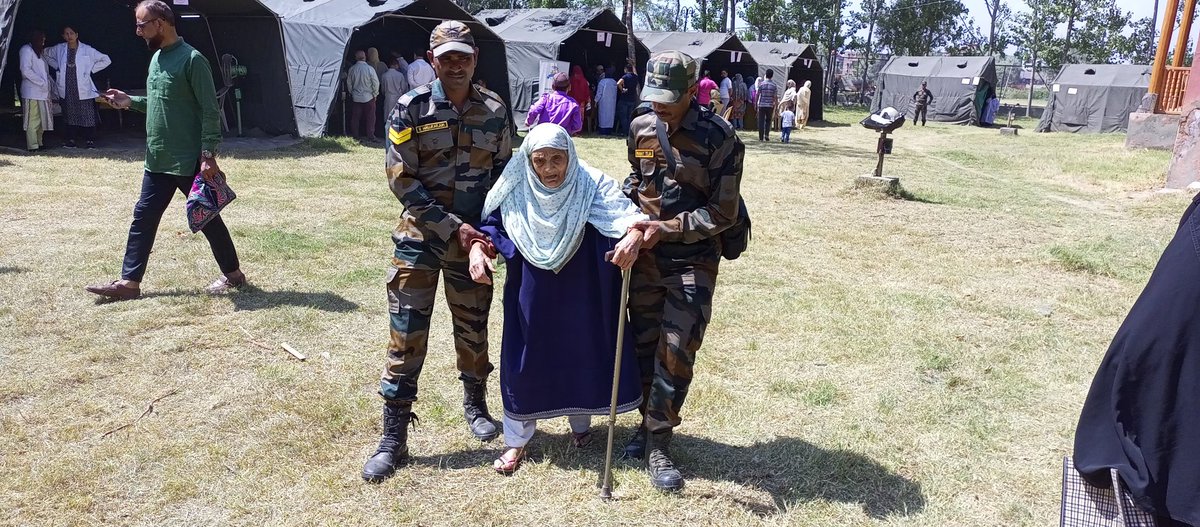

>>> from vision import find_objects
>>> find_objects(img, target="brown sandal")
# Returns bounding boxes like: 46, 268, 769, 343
570, 430, 593, 448
493, 447, 525, 475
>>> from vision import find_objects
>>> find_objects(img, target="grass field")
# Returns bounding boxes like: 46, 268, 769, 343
0, 107, 1182, 526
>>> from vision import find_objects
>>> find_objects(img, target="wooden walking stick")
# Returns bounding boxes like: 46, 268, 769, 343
599, 265, 633, 500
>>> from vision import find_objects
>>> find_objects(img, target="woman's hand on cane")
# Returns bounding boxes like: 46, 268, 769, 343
468, 241, 495, 285
608, 228, 643, 270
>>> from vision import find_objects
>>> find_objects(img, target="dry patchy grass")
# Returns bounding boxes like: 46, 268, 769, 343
0, 108, 1182, 526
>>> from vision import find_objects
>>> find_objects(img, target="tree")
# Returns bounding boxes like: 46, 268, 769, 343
1012, 0, 1057, 66
624, 0, 636, 69
1071, 1, 1131, 63
741, 0, 787, 41
849, 0, 886, 103
1115, 16, 1156, 64
876, 0, 969, 56
982, 0, 1012, 56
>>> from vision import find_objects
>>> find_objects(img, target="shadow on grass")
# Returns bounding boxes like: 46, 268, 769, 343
228, 284, 359, 312
745, 135, 874, 160
411, 426, 924, 519
109, 284, 359, 312
804, 119, 852, 129
889, 185, 942, 204
0, 266, 26, 274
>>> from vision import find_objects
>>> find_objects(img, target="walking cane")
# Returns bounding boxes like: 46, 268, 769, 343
599, 263, 632, 501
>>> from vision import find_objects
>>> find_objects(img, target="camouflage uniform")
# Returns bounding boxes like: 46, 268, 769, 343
624, 99, 744, 433
380, 79, 513, 404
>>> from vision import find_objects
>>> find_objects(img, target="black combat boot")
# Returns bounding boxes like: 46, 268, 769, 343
623, 425, 648, 459
362, 403, 418, 482
647, 429, 684, 492
462, 376, 499, 442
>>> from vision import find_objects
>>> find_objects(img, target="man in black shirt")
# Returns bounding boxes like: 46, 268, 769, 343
912, 81, 933, 126
616, 63, 640, 136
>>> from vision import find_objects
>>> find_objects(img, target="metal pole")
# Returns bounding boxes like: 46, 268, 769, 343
599, 266, 633, 501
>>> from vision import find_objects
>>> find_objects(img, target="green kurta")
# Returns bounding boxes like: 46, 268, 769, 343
128, 38, 221, 176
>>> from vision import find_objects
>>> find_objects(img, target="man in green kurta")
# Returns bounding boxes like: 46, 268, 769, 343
86, 0, 244, 301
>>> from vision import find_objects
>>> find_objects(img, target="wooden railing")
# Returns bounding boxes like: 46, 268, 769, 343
1157, 66, 1191, 114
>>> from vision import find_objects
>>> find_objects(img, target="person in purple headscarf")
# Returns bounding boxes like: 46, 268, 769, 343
525, 71, 582, 135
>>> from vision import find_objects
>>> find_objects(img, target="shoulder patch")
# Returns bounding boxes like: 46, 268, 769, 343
397, 85, 433, 107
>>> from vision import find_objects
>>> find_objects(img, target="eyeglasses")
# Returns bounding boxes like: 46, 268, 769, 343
135, 18, 159, 30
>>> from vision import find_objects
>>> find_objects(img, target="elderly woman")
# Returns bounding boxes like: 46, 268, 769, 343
471, 123, 646, 474
45, 25, 110, 149
775, 79, 797, 131
796, 80, 813, 129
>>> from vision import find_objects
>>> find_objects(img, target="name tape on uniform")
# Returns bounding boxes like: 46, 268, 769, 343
416, 121, 449, 133
389, 127, 412, 145
635, 149, 655, 159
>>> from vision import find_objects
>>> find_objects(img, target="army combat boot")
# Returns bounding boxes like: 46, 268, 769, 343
623, 424, 648, 459
647, 429, 684, 492
462, 376, 499, 442
362, 402, 418, 482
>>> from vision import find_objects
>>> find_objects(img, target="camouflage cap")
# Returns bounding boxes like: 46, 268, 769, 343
430, 20, 475, 57
642, 50, 697, 104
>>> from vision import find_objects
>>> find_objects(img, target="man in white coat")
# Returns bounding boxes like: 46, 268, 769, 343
380, 57, 409, 115
405, 50, 436, 89
19, 29, 54, 152
594, 69, 617, 135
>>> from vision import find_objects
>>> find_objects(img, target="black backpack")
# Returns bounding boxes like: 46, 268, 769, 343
650, 112, 751, 260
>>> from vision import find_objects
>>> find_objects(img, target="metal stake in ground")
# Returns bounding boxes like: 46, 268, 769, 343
599, 265, 633, 501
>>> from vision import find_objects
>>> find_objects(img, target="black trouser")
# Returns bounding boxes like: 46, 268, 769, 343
121, 167, 240, 282
914, 104, 928, 125
757, 107, 772, 140
64, 125, 96, 143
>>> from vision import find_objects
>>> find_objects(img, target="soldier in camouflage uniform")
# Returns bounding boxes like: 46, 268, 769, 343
622, 51, 745, 492
362, 20, 513, 483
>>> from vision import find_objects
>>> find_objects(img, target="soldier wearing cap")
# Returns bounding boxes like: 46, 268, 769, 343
622, 51, 744, 492
362, 20, 513, 483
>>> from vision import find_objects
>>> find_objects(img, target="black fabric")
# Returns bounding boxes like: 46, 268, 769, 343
1074, 194, 1200, 526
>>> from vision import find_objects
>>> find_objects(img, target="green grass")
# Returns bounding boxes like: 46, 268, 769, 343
0, 106, 1185, 525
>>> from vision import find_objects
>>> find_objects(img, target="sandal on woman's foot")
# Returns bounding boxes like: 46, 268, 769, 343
493, 447, 525, 475
570, 430, 593, 449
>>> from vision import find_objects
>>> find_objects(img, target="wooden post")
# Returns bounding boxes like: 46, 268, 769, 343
1151, 0, 1183, 105
1174, 0, 1197, 67
874, 132, 887, 177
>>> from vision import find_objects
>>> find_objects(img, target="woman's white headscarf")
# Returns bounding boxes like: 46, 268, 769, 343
482, 123, 646, 273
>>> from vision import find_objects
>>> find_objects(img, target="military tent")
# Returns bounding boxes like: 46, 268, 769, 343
872, 55, 997, 126
1035, 64, 1150, 134
474, 7, 648, 128
743, 40, 823, 122
0, 0, 512, 138
637, 31, 757, 82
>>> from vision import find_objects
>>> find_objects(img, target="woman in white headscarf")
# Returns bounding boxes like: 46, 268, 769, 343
775, 79, 797, 131
472, 123, 647, 474
796, 80, 813, 129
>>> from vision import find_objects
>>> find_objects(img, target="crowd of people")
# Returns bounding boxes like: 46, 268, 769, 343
38, 1, 1200, 521
17, 24, 112, 151
80, 4, 746, 496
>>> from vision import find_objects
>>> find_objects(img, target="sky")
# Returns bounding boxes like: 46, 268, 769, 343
958, 0, 1159, 26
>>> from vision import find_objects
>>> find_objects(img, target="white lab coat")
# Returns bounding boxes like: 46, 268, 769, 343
595, 77, 617, 129
44, 42, 111, 101
406, 59, 436, 89
380, 68, 410, 113
19, 44, 51, 101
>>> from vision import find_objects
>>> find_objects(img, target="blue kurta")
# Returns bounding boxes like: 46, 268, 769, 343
482, 211, 642, 421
